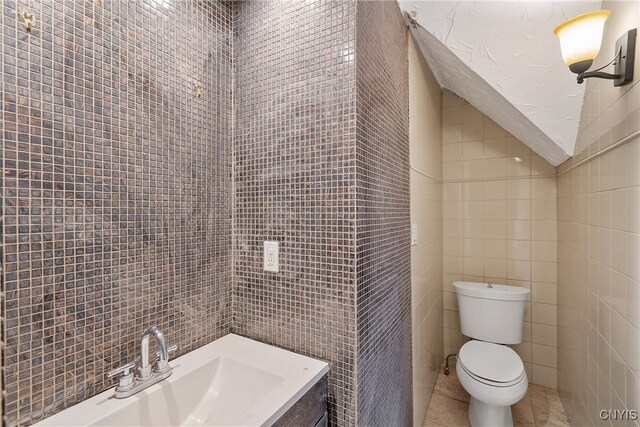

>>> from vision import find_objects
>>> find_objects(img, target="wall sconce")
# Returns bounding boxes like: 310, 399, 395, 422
554, 10, 636, 86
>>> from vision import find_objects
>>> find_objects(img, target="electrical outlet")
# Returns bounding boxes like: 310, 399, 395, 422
263, 241, 279, 273
411, 224, 418, 246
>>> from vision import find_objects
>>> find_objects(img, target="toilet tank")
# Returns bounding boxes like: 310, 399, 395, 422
453, 281, 529, 344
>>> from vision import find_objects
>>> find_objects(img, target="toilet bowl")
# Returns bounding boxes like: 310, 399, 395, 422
456, 340, 528, 427
452, 281, 530, 427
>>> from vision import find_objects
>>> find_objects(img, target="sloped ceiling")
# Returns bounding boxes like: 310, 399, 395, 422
399, 1, 602, 166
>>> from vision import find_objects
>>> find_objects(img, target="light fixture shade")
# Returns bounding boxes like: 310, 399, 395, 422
554, 10, 610, 68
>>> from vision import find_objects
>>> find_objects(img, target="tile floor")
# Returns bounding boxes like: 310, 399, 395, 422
424, 365, 569, 427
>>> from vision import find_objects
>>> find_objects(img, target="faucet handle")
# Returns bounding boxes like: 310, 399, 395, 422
107, 362, 135, 378
155, 344, 178, 360
107, 362, 136, 391
155, 344, 178, 373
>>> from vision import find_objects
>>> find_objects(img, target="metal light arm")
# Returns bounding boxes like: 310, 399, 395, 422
574, 28, 636, 87
576, 47, 622, 84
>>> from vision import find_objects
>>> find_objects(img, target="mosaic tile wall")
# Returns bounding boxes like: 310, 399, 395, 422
1, 0, 233, 425
2, 0, 414, 425
354, 2, 412, 426
232, 1, 358, 425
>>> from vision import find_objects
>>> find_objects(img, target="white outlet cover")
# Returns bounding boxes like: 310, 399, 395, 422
263, 241, 279, 273
411, 224, 418, 246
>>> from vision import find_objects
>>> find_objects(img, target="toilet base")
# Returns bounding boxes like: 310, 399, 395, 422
469, 396, 513, 427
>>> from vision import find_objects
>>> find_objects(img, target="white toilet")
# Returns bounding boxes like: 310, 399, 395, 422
453, 281, 530, 427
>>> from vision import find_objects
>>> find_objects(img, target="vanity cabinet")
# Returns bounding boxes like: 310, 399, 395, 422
273, 376, 328, 427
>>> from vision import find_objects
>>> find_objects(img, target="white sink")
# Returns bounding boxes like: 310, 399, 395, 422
35, 334, 329, 427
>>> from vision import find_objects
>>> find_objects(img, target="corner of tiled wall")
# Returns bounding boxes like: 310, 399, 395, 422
232, 1, 359, 425
355, 1, 412, 425
408, 33, 443, 427
441, 89, 559, 389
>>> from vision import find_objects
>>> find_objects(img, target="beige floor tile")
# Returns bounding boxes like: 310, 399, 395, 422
530, 396, 570, 427
425, 392, 471, 427
513, 416, 536, 427
512, 392, 535, 422
424, 369, 570, 427
529, 383, 569, 427
528, 383, 562, 402
434, 366, 471, 403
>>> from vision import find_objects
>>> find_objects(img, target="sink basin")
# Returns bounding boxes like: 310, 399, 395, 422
34, 334, 329, 427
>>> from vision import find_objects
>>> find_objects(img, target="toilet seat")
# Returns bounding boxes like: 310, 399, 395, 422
458, 361, 526, 388
458, 341, 525, 387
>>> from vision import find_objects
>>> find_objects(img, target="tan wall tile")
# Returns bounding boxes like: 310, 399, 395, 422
441, 88, 558, 388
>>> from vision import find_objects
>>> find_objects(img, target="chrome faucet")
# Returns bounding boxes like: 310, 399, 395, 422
139, 326, 170, 379
107, 327, 177, 398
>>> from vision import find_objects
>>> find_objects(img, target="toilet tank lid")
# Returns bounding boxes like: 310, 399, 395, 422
453, 281, 529, 301
458, 341, 524, 383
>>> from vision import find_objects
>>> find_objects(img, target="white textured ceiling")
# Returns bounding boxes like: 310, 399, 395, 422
400, 0, 602, 166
